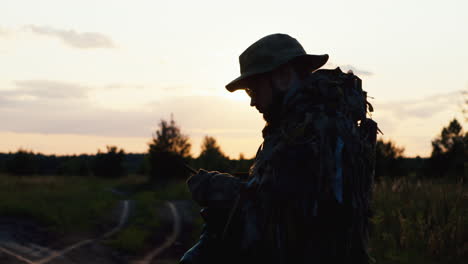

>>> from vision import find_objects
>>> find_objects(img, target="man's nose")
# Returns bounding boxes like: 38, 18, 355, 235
250, 96, 256, 107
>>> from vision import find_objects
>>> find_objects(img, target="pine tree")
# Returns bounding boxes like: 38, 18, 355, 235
148, 116, 191, 182
197, 136, 230, 172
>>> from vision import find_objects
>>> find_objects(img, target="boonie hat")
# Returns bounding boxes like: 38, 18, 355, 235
226, 33, 329, 92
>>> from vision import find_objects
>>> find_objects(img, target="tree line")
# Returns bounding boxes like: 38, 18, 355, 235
0, 117, 253, 181
0, 116, 466, 181
375, 118, 467, 181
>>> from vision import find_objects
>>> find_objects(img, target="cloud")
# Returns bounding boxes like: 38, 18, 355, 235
0, 95, 14, 107
371, 90, 463, 151
104, 84, 146, 90
1, 80, 462, 157
25, 25, 114, 49
0, 26, 8, 36
375, 91, 461, 120
2, 79, 460, 140
0, 81, 262, 139
324, 62, 373, 76
12, 80, 88, 99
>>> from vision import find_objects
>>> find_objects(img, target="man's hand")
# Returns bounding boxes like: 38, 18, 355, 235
187, 169, 241, 207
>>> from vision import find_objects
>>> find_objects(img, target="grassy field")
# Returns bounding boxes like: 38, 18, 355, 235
0, 173, 194, 255
0, 173, 126, 235
1, 173, 466, 263
370, 178, 468, 264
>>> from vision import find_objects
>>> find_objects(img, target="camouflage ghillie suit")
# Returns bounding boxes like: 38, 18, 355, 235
240, 67, 376, 263
183, 67, 378, 264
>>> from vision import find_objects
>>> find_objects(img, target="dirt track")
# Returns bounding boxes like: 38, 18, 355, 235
0, 200, 196, 264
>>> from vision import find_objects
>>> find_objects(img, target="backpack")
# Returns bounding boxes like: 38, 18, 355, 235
301, 67, 379, 260
252, 66, 378, 217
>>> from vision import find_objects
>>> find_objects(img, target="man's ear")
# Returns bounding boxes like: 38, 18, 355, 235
272, 64, 295, 92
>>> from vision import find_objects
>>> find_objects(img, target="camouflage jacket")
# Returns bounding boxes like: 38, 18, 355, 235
238, 69, 375, 264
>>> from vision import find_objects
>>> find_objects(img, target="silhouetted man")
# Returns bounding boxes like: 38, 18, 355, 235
181, 33, 377, 264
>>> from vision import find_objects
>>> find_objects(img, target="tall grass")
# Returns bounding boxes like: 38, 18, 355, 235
0, 174, 143, 235
370, 178, 468, 264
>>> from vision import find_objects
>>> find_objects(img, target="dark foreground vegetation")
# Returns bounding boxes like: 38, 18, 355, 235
371, 178, 467, 264
0, 174, 465, 263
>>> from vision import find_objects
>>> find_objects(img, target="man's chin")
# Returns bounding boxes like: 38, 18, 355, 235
262, 105, 282, 125
262, 111, 273, 123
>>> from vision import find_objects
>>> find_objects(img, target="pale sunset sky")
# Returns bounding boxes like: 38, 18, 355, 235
1, 0, 467, 158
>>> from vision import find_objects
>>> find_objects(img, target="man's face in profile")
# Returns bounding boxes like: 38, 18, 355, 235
245, 74, 273, 115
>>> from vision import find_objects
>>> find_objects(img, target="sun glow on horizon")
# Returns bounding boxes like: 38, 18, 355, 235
1, 0, 467, 159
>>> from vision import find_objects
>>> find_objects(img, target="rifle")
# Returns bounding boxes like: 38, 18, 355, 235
180, 159, 249, 179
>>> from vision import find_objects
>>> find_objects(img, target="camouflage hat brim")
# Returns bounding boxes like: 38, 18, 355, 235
225, 54, 329, 92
